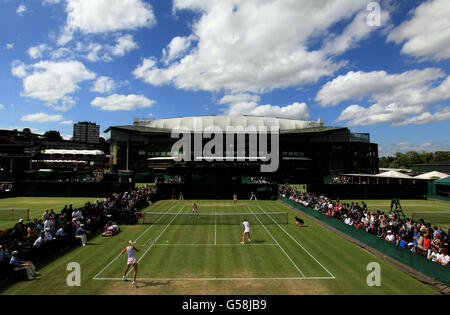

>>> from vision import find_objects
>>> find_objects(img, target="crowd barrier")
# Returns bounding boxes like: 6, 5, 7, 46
279, 196, 450, 286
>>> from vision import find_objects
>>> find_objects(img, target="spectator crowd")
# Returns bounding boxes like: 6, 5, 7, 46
0, 185, 158, 281
279, 185, 449, 268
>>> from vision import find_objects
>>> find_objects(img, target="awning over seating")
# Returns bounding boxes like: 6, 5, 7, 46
42, 149, 105, 156
414, 171, 449, 180
376, 170, 413, 179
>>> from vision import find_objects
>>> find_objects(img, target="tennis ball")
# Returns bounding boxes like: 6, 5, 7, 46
166, 240, 169, 243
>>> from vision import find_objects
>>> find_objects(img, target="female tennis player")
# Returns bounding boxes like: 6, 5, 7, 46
190, 202, 199, 219
241, 218, 251, 244
121, 240, 144, 286
233, 193, 238, 205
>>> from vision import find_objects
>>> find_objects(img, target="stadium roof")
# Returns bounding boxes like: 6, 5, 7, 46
414, 171, 449, 180
106, 115, 332, 134
376, 170, 413, 179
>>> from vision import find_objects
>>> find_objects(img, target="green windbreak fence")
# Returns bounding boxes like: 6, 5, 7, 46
280, 196, 450, 286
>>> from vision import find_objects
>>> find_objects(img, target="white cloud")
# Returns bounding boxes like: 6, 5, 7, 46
11, 60, 96, 111
91, 94, 155, 111
161, 36, 194, 65
394, 107, 450, 126
21, 112, 64, 123
62, 134, 72, 140
134, 0, 382, 94
27, 44, 51, 59
5, 43, 14, 50
90, 76, 117, 94
316, 68, 448, 107
317, 68, 450, 126
388, 0, 450, 61
323, 9, 391, 55
42, 0, 61, 5
59, 120, 74, 125
17, 5, 27, 16
380, 141, 450, 156
336, 103, 426, 126
59, 0, 156, 45
0, 104, 4, 110
219, 93, 260, 105
220, 94, 309, 120
110, 34, 138, 57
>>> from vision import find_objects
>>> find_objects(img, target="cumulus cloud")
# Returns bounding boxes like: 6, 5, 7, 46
316, 68, 448, 107
59, 120, 74, 125
91, 94, 155, 111
5, 43, 14, 50
110, 34, 138, 57
11, 60, 96, 111
21, 112, 64, 123
58, 0, 156, 45
27, 44, 51, 59
17, 5, 27, 16
317, 68, 450, 126
394, 107, 450, 126
134, 0, 385, 94
220, 94, 309, 120
388, 0, 450, 61
90, 76, 117, 94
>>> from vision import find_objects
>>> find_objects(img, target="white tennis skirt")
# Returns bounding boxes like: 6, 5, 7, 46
127, 257, 137, 265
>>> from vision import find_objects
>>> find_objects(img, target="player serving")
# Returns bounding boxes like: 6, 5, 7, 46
121, 240, 146, 286
190, 202, 199, 219
241, 218, 251, 244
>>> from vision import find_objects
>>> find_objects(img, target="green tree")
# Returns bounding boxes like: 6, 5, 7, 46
43, 130, 63, 140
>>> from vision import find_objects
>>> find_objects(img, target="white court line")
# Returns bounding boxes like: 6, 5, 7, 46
151, 244, 278, 246
214, 212, 217, 245
257, 205, 335, 279
92, 202, 178, 280
126, 206, 186, 277
94, 276, 335, 281
247, 206, 305, 278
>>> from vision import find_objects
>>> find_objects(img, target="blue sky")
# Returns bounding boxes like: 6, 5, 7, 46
0, 0, 449, 156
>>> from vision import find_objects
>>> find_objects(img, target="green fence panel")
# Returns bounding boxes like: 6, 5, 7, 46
280, 196, 450, 285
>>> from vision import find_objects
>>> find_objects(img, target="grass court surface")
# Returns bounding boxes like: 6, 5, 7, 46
0, 199, 440, 295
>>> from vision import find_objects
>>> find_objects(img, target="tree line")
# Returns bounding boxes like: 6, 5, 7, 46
379, 151, 450, 169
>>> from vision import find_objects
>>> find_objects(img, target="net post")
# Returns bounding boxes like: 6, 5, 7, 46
11, 208, 13, 221
26, 209, 30, 221
286, 212, 288, 224
411, 212, 414, 222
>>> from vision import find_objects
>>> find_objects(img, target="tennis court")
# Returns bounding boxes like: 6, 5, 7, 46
93, 202, 334, 281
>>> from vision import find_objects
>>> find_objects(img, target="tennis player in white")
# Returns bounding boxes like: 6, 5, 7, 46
241, 218, 251, 244
121, 240, 143, 286
190, 202, 199, 219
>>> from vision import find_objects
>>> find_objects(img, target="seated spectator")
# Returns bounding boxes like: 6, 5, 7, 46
9, 251, 40, 280
385, 230, 395, 243
33, 231, 45, 247
0, 245, 10, 263
439, 249, 449, 267
75, 224, 90, 247
44, 228, 54, 241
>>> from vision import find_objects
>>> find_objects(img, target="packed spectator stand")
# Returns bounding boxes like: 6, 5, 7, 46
0, 185, 157, 283
279, 185, 449, 268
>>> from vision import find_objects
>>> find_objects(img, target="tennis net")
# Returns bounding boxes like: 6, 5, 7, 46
0, 208, 30, 221
142, 211, 289, 225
